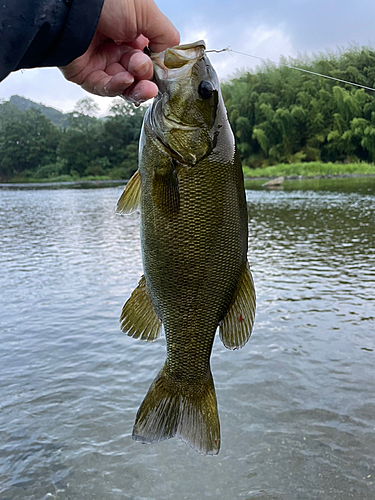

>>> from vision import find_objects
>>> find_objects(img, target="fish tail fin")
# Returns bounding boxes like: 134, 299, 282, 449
132, 366, 220, 455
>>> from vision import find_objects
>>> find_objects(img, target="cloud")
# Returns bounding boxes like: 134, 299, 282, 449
1, 67, 87, 112
0, 67, 121, 115
210, 23, 297, 80
1, 0, 375, 113
182, 17, 296, 80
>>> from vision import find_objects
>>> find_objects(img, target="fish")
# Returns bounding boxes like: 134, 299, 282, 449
116, 40, 256, 455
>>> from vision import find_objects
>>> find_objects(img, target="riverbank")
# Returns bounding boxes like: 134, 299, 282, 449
2, 162, 375, 189
242, 161, 375, 178
0, 179, 126, 190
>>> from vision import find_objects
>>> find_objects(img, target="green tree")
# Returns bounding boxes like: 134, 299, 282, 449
97, 99, 145, 177
0, 103, 59, 180
222, 46, 375, 168
56, 99, 103, 176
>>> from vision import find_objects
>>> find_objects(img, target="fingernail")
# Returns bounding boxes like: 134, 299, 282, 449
123, 75, 134, 85
121, 91, 146, 107
103, 85, 109, 95
135, 62, 149, 77
131, 91, 142, 105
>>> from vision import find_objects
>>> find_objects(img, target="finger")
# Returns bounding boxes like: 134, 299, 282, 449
106, 62, 127, 76
127, 35, 149, 51
120, 50, 153, 80
103, 72, 136, 96
137, 0, 180, 52
81, 69, 134, 96
122, 80, 159, 104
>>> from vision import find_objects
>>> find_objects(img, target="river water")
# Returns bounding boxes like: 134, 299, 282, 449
0, 179, 374, 500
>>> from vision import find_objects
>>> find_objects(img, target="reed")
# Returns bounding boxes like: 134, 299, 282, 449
243, 162, 375, 178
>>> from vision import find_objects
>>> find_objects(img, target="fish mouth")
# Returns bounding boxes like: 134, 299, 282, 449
148, 40, 207, 136
150, 40, 206, 80
146, 40, 214, 165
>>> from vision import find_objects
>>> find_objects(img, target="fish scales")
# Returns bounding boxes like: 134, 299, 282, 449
117, 40, 256, 455
142, 142, 246, 376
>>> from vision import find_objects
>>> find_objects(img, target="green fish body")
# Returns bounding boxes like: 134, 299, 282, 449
117, 41, 255, 455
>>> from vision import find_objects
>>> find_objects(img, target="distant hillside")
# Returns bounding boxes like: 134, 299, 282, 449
8, 95, 70, 128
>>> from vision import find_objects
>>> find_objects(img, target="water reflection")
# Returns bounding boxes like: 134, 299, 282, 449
0, 184, 374, 499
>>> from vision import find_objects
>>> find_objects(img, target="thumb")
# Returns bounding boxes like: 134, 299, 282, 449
98, 0, 180, 52
137, 0, 180, 52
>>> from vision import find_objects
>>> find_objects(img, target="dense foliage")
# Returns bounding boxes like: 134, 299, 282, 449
221, 46, 375, 167
0, 97, 144, 181
1, 47, 375, 182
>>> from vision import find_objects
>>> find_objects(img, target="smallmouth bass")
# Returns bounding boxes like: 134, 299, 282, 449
117, 41, 256, 455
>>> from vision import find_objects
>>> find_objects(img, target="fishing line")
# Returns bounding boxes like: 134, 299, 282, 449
206, 47, 375, 93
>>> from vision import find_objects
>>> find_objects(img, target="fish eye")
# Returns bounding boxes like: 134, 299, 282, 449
198, 80, 214, 99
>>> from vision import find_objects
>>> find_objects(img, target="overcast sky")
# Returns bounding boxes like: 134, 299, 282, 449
1, 0, 374, 115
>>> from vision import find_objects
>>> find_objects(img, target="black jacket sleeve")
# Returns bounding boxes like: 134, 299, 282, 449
0, 0, 104, 82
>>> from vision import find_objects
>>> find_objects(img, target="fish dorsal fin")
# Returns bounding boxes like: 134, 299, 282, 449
219, 262, 256, 350
116, 170, 141, 214
120, 275, 162, 342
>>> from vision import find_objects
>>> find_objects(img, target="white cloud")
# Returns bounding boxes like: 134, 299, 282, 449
0, 22, 297, 114
2, 0, 374, 113
207, 23, 297, 80
0, 67, 116, 115
180, 24, 210, 48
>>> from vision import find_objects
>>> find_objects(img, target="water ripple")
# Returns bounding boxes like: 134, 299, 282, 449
0, 185, 374, 499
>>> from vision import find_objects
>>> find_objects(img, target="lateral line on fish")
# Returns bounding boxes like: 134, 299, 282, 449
208, 47, 375, 93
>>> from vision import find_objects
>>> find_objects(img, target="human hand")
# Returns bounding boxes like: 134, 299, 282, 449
60, 0, 180, 104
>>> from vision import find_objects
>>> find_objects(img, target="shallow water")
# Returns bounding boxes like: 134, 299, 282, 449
0, 181, 374, 500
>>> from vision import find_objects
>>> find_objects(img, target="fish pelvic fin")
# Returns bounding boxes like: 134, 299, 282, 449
133, 367, 221, 456
219, 261, 256, 350
116, 170, 141, 214
120, 275, 162, 342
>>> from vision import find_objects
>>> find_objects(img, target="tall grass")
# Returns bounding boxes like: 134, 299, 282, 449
243, 162, 375, 178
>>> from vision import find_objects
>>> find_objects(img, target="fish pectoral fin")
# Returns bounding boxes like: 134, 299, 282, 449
116, 170, 141, 214
120, 275, 162, 342
219, 261, 256, 350
133, 366, 220, 455
152, 169, 180, 215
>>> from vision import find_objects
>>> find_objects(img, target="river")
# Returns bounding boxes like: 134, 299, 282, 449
0, 179, 374, 499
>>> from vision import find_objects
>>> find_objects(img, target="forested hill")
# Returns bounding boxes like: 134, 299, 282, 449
222, 46, 375, 167
8, 95, 70, 129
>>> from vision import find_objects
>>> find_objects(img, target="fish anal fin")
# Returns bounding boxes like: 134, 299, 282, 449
133, 367, 220, 456
219, 261, 256, 350
116, 170, 141, 214
152, 169, 180, 215
120, 275, 162, 342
